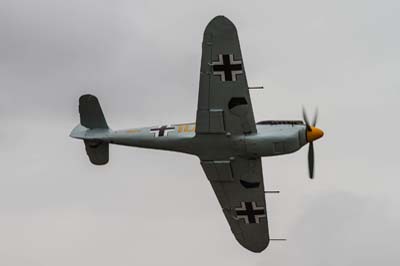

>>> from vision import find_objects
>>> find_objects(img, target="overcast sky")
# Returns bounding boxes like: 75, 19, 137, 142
1, 0, 400, 265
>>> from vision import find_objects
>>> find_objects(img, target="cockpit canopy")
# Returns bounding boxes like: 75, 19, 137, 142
256, 120, 304, 125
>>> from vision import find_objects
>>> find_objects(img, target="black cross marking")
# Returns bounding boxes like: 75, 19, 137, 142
150, 125, 175, 137
212, 54, 243, 82
235, 201, 266, 224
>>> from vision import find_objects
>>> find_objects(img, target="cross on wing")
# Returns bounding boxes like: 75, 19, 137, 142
212, 54, 243, 81
235, 201, 267, 224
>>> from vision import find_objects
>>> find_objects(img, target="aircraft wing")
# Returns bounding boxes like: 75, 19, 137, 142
196, 16, 257, 135
200, 157, 270, 252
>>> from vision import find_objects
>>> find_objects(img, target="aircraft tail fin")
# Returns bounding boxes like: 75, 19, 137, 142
79, 94, 108, 129
70, 94, 111, 165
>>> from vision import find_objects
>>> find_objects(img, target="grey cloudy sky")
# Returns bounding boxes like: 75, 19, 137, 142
1, 0, 400, 265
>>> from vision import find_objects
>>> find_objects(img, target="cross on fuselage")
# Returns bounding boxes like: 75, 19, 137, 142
212, 54, 243, 81
150, 125, 175, 137
236, 202, 265, 224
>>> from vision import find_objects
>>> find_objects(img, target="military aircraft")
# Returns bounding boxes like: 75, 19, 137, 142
70, 16, 324, 253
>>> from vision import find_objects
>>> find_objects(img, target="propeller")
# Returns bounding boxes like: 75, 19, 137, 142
302, 107, 322, 179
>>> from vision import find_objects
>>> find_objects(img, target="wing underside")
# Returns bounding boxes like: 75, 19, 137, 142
196, 16, 257, 135
200, 157, 270, 252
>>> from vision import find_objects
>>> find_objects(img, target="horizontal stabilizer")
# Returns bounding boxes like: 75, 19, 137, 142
70, 124, 110, 140
84, 140, 109, 165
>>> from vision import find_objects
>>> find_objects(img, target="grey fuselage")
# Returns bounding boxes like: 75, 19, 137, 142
79, 121, 309, 160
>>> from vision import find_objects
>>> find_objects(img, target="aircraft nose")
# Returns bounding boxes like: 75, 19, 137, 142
306, 127, 324, 142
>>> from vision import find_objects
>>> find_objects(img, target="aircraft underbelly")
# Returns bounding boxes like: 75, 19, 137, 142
193, 134, 246, 160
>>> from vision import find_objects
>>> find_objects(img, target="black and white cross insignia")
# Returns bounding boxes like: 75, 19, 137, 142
234, 201, 266, 224
150, 125, 175, 137
212, 54, 243, 82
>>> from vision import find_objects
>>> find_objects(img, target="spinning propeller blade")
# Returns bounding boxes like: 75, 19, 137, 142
302, 107, 323, 179
308, 142, 314, 179
302, 107, 312, 131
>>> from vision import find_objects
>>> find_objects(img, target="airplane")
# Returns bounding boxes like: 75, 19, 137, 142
70, 15, 324, 253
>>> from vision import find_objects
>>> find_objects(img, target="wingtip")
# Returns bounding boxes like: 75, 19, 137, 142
204, 15, 237, 34
210, 15, 233, 23
236, 235, 270, 253
79, 94, 97, 104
